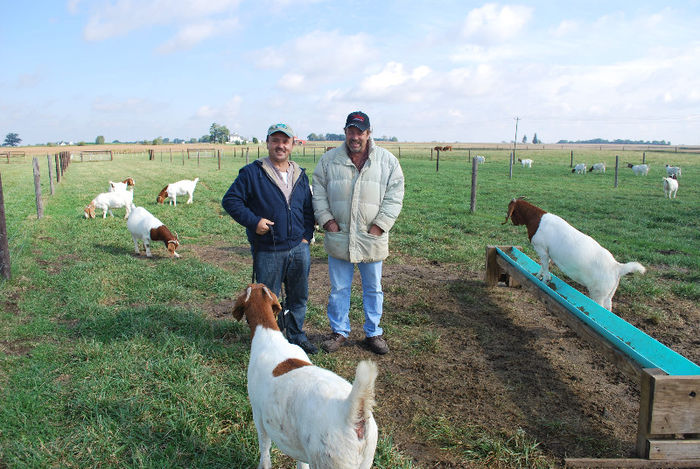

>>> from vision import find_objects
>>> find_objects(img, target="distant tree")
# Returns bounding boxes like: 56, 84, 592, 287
77, 141, 86, 146
209, 123, 230, 144
252, 137, 259, 144
95, 135, 105, 144
532, 133, 540, 144
189, 138, 197, 143
163, 137, 170, 144
390, 136, 398, 142
3, 133, 21, 147
152, 136, 163, 145
112, 139, 121, 144
522, 135, 528, 144
307, 133, 323, 141
199, 135, 211, 143
325, 133, 345, 141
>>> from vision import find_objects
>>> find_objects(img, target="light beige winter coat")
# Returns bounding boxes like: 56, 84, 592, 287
312, 139, 404, 263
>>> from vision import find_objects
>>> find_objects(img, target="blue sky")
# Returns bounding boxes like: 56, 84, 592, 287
2, 1, 699, 145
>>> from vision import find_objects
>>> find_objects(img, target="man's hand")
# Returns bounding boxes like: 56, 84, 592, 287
255, 218, 274, 235
368, 224, 384, 236
323, 219, 340, 232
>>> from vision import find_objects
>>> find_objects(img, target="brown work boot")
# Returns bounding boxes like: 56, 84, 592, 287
321, 332, 347, 353
363, 335, 389, 355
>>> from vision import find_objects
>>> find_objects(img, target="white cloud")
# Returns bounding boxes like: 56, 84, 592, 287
462, 3, 533, 44
156, 18, 239, 53
81, 0, 241, 47
92, 96, 165, 113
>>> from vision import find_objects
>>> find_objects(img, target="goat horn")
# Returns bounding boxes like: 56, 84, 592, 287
244, 286, 252, 303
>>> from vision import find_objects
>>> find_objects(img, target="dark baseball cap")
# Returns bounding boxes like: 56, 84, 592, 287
344, 111, 370, 131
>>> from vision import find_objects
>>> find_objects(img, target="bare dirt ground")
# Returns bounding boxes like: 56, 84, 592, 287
191, 241, 700, 468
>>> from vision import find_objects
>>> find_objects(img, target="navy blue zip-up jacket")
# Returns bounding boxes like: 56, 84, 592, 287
221, 159, 315, 252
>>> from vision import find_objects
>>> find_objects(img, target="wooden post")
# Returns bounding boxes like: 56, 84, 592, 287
430, 148, 433, 161
509, 151, 513, 180
614, 155, 619, 188
197, 151, 200, 167
257, 146, 260, 158
570, 150, 574, 168
55, 154, 60, 183
435, 149, 440, 172
313, 147, 316, 163
169, 148, 172, 163
398, 146, 401, 159
110, 150, 113, 161
33, 157, 43, 219
47, 155, 55, 195
470, 156, 478, 213
0, 174, 10, 279
643, 152, 646, 164
246, 148, 249, 164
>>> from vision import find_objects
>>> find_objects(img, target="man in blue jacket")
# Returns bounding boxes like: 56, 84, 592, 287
222, 123, 317, 354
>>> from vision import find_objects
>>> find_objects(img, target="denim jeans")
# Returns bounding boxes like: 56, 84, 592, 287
327, 256, 383, 338
252, 241, 310, 344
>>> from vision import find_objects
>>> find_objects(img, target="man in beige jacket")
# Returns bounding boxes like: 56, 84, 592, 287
312, 111, 404, 354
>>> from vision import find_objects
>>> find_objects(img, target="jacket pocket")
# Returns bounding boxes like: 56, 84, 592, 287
323, 231, 350, 261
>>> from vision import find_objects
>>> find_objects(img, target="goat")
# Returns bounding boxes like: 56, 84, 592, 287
627, 163, 649, 176
232, 284, 378, 469
518, 158, 533, 168
572, 163, 587, 174
663, 175, 678, 199
665, 165, 681, 178
589, 163, 606, 173
126, 206, 180, 258
474, 155, 485, 164
503, 198, 645, 311
84, 190, 134, 219
156, 178, 199, 205
108, 177, 135, 192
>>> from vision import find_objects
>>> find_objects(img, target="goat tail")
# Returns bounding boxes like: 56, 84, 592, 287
346, 360, 377, 432
619, 261, 646, 277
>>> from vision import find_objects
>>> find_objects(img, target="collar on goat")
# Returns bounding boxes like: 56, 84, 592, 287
232, 284, 282, 338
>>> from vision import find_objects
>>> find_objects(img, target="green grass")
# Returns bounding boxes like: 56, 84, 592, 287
0, 146, 698, 467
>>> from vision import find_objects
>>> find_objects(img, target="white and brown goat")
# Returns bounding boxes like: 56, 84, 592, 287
503, 198, 645, 311
126, 206, 180, 258
156, 178, 199, 205
108, 177, 135, 192
232, 284, 378, 469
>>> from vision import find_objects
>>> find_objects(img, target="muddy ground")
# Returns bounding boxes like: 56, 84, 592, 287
192, 242, 700, 468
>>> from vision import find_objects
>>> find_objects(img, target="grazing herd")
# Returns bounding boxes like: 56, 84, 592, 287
84, 176, 199, 258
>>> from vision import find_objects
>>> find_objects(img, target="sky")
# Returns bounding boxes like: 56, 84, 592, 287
2, 0, 700, 145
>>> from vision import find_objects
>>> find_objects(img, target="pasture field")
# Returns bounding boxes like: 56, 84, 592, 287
0, 145, 698, 468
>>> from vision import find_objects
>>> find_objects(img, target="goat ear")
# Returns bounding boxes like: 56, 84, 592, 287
232, 286, 253, 321
502, 200, 517, 225
261, 285, 283, 316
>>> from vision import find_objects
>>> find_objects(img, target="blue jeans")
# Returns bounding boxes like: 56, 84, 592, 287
252, 241, 311, 344
326, 256, 383, 338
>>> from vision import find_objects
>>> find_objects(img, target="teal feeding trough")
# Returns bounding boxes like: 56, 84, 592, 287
494, 246, 700, 377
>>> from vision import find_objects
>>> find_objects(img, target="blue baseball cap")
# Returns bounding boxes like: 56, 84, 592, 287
267, 123, 295, 138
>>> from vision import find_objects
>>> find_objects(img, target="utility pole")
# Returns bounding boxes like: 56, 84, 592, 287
510, 117, 520, 180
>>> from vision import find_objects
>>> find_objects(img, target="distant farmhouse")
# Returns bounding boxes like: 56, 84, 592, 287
228, 133, 247, 144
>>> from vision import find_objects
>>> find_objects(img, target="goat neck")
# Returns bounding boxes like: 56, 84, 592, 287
232, 284, 282, 338
504, 199, 546, 241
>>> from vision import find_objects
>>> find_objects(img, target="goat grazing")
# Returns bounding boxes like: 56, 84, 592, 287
474, 155, 486, 164
503, 198, 645, 311
663, 175, 678, 199
518, 158, 533, 168
108, 177, 135, 192
665, 165, 681, 178
232, 284, 378, 469
627, 163, 649, 176
589, 163, 606, 173
156, 178, 199, 205
84, 190, 134, 219
572, 163, 587, 174
126, 207, 180, 258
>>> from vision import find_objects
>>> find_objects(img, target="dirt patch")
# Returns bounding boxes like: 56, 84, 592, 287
191, 241, 700, 467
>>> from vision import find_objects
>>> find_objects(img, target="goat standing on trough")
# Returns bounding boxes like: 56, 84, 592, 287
232, 284, 378, 469
503, 198, 646, 311
126, 206, 180, 258
84, 190, 134, 219
663, 175, 679, 199
108, 177, 135, 192
156, 178, 199, 205
572, 163, 586, 174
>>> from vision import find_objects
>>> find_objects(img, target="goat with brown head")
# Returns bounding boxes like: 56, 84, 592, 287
232, 284, 282, 337
502, 197, 547, 241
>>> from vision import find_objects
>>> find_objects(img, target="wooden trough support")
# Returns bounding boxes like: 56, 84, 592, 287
486, 246, 700, 467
